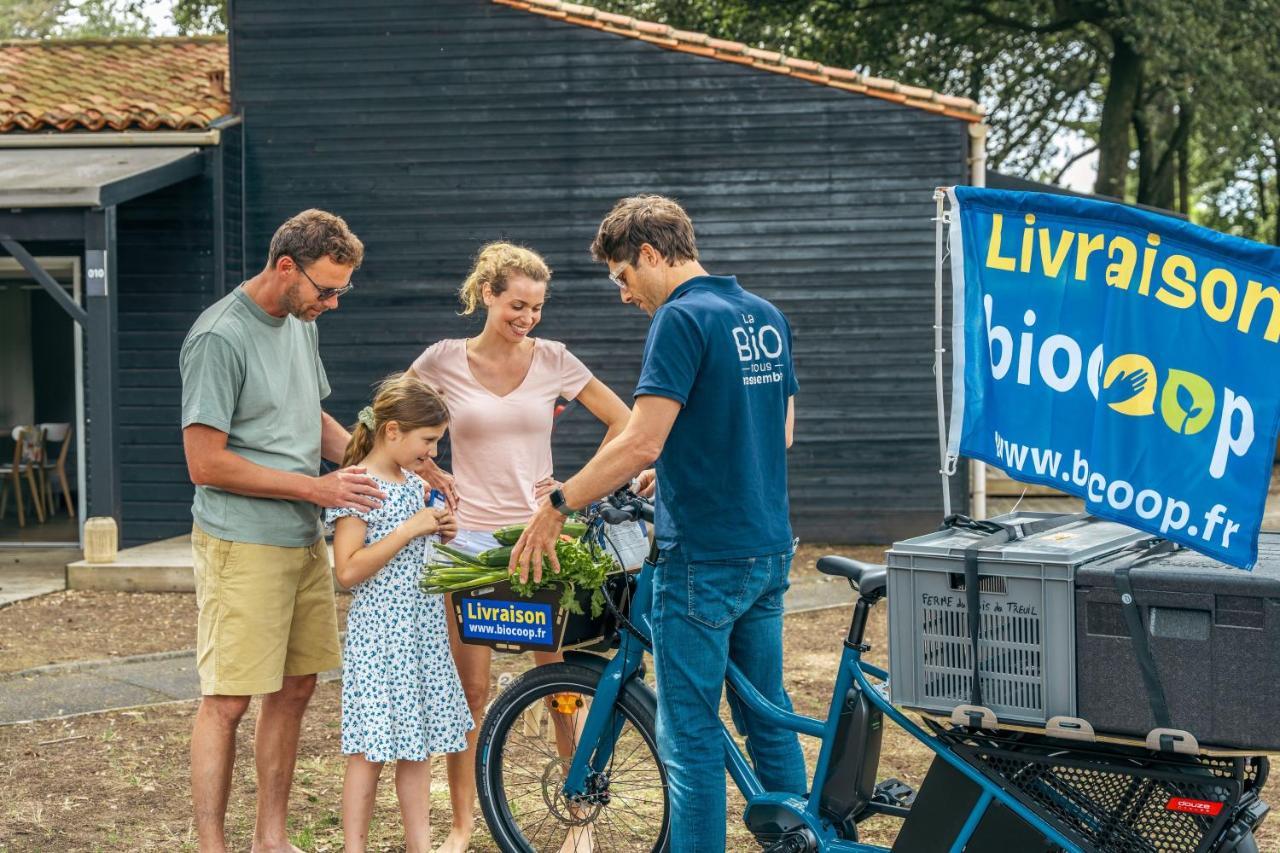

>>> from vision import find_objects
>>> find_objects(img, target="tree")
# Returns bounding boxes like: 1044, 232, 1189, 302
0, 0, 70, 38
172, 0, 222, 34
0, 0, 153, 38
595, 0, 1280, 242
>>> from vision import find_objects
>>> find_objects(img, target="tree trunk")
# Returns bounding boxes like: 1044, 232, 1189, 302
1095, 35, 1142, 199
1272, 139, 1280, 247
1257, 166, 1269, 224
1136, 96, 1191, 211
1177, 135, 1190, 215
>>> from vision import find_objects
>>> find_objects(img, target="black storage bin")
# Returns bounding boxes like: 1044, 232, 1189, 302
1075, 533, 1280, 750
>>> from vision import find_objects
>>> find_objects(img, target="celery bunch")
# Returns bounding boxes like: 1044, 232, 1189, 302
422, 538, 613, 617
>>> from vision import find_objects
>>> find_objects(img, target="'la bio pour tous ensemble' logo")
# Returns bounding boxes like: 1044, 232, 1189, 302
733, 313, 786, 387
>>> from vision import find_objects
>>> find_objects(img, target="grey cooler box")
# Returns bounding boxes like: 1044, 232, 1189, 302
1075, 533, 1280, 751
887, 512, 1147, 726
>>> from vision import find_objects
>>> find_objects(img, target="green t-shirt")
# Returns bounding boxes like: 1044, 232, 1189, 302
180, 286, 331, 546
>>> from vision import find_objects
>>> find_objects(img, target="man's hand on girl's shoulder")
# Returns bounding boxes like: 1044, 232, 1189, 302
310, 466, 385, 511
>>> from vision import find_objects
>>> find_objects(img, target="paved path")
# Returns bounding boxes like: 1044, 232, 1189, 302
0, 578, 854, 725
0, 548, 73, 609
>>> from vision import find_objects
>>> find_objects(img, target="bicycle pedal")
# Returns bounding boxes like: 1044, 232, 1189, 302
872, 778, 916, 807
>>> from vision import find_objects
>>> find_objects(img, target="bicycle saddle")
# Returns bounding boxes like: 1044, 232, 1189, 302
816, 556, 887, 600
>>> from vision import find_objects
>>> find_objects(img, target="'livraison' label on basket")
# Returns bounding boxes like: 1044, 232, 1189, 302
460, 598, 554, 646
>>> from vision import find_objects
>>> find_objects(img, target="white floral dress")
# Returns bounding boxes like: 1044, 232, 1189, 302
325, 470, 473, 761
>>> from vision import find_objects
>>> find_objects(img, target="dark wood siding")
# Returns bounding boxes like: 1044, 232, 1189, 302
231, 0, 970, 542
221, 123, 246, 291
115, 173, 219, 546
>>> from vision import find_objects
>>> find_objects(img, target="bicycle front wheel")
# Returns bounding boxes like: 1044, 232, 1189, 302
477, 662, 670, 852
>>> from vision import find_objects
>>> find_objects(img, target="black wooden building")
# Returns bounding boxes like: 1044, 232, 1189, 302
2, 0, 981, 547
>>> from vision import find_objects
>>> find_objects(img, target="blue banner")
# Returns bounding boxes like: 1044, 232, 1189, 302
459, 597, 556, 648
948, 186, 1280, 568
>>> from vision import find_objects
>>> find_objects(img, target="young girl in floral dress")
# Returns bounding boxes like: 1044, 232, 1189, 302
327, 373, 472, 853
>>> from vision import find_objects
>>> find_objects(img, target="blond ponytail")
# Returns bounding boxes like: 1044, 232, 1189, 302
458, 241, 552, 315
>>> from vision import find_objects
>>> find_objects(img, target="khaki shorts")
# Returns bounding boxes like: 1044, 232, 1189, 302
191, 525, 341, 696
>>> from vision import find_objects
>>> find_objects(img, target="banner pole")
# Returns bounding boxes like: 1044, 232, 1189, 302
933, 187, 952, 517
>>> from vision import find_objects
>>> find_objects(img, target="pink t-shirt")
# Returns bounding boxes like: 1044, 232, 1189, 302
410, 338, 594, 531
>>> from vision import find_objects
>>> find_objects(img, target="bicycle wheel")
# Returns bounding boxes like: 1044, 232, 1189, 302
477, 662, 670, 852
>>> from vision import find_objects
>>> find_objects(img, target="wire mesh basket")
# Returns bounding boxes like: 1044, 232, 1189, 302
940, 728, 1268, 852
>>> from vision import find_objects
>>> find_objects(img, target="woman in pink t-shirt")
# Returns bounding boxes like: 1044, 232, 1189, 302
410, 241, 629, 853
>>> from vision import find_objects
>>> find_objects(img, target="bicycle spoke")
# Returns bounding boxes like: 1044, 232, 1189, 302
489, 678, 666, 853
601, 799, 652, 850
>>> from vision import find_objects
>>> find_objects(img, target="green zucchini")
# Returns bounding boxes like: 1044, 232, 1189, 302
492, 520, 589, 546
474, 545, 514, 567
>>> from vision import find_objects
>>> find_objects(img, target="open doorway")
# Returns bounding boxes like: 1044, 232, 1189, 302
0, 257, 83, 546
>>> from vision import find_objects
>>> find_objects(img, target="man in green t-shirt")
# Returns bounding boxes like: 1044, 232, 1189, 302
180, 209, 382, 853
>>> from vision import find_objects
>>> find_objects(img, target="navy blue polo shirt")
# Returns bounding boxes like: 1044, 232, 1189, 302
634, 275, 798, 561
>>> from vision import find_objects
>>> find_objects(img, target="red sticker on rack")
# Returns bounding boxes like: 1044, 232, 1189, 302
1165, 797, 1224, 817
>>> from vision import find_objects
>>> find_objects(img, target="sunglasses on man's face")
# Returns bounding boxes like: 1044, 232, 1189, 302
294, 261, 354, 300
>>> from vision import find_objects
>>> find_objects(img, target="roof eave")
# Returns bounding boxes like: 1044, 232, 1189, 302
492, 0, 985, 122
0, 116, 238, 148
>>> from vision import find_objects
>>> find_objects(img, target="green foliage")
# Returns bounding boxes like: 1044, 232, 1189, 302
63, 0, 152, 37
596, 0, 1280, 243
0, 0, 69, 38
1, 0, 223, 39
0, 0, 153, 38
171, 0, 222, 34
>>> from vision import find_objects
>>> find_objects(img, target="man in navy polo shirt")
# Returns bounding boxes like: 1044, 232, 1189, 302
511, 194, 804, 850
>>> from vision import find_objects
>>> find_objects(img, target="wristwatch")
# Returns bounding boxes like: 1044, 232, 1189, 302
549, 487, 576, 516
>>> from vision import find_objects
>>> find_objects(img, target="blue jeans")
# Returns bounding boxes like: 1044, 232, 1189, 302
651, 544, 807, 852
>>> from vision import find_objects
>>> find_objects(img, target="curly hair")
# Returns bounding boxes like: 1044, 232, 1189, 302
457, 241, 551, 315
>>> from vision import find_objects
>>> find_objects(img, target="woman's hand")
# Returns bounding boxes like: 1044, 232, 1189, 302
533, 477, 561, 501
434, 507, 458, 544
414, 457, 459, 511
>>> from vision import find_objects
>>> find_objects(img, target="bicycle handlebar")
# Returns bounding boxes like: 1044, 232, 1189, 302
588, 487, 655, 526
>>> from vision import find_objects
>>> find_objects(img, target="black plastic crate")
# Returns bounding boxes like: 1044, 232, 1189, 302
1075, 534, 1280, 750
450, 570, 636, 654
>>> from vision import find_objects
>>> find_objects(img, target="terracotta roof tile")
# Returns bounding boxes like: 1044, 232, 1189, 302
0, 36, 229, 133
744, 47, 783, 63
822, 66, 861, 82
707, 37, 748, 54
595, 10, 633, 26
492, 0, 984, 121
897, 83, 936, 100
782, 56, 822, 73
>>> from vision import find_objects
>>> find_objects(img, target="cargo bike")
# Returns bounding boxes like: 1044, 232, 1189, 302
456, 489, 1269, 852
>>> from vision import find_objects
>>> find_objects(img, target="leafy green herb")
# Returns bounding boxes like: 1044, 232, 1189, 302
421, 537, 614, 618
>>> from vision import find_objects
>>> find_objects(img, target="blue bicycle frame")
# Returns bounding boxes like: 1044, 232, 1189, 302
559, 557, 1086, 853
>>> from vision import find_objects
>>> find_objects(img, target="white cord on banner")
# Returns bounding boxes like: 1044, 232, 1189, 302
1009, 487, 1028, 515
